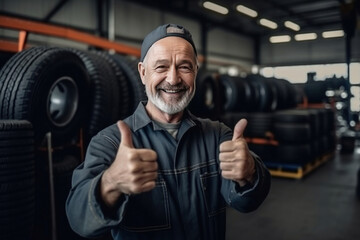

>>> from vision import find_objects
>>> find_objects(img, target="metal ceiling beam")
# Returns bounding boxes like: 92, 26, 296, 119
126, 0, 258, 37
284, 0, 338, 7
266, 0, 315, 27
43, 0, 70, 22
292, 6, 340, 15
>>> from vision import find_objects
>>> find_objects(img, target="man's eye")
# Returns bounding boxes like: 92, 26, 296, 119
179, 65, 192, 71
155, 65, 167, 71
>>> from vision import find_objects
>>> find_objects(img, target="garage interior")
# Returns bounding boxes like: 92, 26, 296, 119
0, 0, 360, 240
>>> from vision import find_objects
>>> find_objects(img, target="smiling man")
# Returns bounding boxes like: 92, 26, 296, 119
66, 23, 271, 240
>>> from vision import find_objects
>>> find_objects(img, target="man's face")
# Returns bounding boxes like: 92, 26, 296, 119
138, 37, 198, 115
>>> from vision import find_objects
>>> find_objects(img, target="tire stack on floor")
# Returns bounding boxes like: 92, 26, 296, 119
216, 74, 300, 163
0, 120, 35, 240
0, 46, 147, 240
213, 73, 337, 171
273, 109, 316, 166
272, 108, 336, 167
245, 112, 276, 163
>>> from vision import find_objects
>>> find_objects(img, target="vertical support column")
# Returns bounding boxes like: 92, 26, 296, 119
108, 0, 116, 42
18, 30, 28, 52
46, 132, 57, 240
200, 22, 208, 69
345, 33, 352, 124
96, 0, 105, 37
253, 35, 260, 66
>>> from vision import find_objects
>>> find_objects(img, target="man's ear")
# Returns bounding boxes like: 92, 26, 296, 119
138, 62, 146, 85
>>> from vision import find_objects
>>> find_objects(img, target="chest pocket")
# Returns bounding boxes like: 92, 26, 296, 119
200, 172, 226, 217
120, 179, 170, 232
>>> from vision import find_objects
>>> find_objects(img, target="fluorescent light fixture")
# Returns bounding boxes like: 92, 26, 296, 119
269, 35, 291, 43
294, 33, 317, 41
236, 5, 258, 17
203, 1, 229, 15
284, 21, 300, 31
259, 18, 278, 29
322, 30, 344, 38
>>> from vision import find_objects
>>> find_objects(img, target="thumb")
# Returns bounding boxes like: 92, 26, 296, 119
117, 121, 134, 148
232, 118, 248, 141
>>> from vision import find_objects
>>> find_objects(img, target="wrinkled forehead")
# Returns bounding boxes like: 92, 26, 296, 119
146, 37, 197, 62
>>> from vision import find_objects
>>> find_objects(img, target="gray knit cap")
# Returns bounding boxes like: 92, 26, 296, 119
140, 23, 197, 61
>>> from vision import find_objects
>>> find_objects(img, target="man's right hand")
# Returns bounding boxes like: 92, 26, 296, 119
100, 121, 158, 207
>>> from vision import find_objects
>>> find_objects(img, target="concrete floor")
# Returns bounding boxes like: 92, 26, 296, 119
226, 145, 360, 240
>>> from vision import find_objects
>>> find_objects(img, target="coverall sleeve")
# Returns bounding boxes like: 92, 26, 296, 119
219, 123, 271, 213
65, 125, 129, 238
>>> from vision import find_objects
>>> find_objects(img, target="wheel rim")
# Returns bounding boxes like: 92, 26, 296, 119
47, 76, 79, 127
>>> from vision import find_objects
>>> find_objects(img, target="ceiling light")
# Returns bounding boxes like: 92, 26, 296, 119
203, 1, 229, 15
284, 21, 300, 31
259, 18, 278, 29
236, 5, 258, 18
269, 35, 291, 43
322, 30, 344, 38
294, 33, 317, 41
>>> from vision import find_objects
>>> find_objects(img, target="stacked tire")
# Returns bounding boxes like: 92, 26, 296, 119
188, 69, 220, 119
246, 113, 276, 163
273, 109, 316, 165
0, 120, 35, 240
0, 46, 147, 240
219, 74, 298, 114
0, 47, 146, 146
273, 108, 336, 165
0, 47, 91, 145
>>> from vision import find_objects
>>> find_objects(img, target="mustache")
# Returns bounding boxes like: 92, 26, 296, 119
156, 83, 189, 91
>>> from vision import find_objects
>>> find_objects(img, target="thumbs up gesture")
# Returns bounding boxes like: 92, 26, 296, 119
219, 119, 255, 187
101, 121, 158, 207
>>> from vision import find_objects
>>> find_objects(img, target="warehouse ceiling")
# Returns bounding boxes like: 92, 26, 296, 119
127, 0, 359, 37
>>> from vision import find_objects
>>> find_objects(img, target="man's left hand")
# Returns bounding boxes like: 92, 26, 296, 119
219, 119, 256, 187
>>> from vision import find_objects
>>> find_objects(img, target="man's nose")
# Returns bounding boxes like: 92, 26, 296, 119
166, 67, 181, 85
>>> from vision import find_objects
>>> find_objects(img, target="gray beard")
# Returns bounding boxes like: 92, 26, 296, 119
146, 86, 195, 115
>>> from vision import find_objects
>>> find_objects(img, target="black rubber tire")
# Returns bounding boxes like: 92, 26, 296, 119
91, 51, 131, 120
109, 54, 147, 115
276, 143, 314, 165
72, 50, 126, 140
273, 123, 312, 143
53, 154, 82, 240
219, 112, 249, 137
35, 151, 84, 240
271, 78, 298, 110
274, 109, 312, 124
247, 75, 278, 112
247, 112, 274, 138
307, 109, 321, 138
219, 75, 254, 112
248, 143, 276, 163
0, 51, 15, 71
0, 120, 35, 240
189, 69, 219, 119
0, 47, 90, 145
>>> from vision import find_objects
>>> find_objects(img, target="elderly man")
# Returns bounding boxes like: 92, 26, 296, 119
66, 23, 271, 240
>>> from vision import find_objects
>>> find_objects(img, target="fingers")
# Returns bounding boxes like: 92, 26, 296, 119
126, 173, 158, 194
220, 158, 255, 181
118, 120, 134, 148
126, 159, 158, 174
219, 118, 255, 183
108, 121, 160, 195
219, 138, 247, 153
232, 118, 247, 141
136, 149, 158, 162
